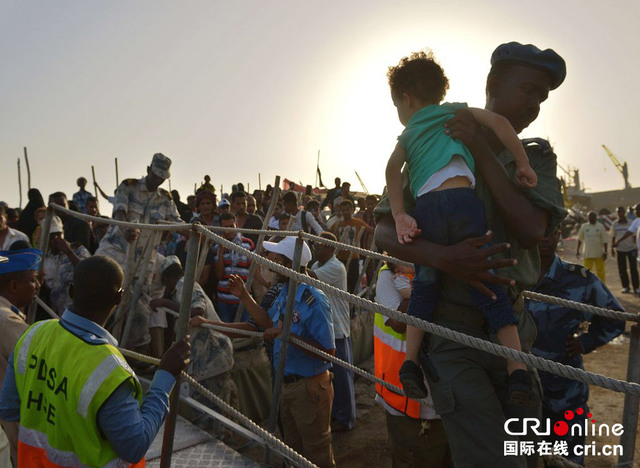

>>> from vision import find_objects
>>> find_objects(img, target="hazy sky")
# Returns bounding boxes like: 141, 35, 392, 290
2, 0, 639, 208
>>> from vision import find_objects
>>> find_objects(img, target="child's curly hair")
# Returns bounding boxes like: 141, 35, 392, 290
387, 50, 449, 104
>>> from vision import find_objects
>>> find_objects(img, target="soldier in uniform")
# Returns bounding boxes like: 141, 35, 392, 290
527, 230, 625, 465
374, 42, 567, 467
96, 153, 183, 350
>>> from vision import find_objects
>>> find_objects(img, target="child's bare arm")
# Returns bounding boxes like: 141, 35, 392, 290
467, 108, 537, 188
385, 142, 421, 244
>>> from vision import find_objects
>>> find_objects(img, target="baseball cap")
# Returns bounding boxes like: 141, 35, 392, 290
150, 153, 171, 179
160, 255, 182, 274
263, 236, 312, 267
218, 199, 230, 208
50, 216, 64, 234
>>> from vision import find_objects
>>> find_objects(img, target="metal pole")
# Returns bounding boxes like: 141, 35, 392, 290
265, 236, 303, 465
27, 206, 54, 324
17, 159, 22, 208
619, 324, 640, 466
24, 147, 31, 190
233, 176, 280, 322
115, 157, 119, 187
160, 224, 201, 468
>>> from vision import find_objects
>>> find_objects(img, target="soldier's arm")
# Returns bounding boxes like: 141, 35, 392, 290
446, 109, 550, 248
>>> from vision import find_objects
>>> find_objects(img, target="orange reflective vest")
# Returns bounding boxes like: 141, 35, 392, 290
373, 268, 420, 419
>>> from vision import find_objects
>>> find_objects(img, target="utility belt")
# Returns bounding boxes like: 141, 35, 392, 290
283, 370, 330, 384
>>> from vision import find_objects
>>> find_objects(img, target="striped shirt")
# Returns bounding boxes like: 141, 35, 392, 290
214, 233, 254, 304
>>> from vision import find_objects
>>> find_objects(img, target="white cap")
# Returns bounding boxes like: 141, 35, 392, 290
50, 216, 64, 234
160, 255, 182, 274
262, 236, 311, 267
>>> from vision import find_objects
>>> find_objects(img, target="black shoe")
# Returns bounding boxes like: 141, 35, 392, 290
418, 339, 440, 382
506, 369, 532, 406
399, 361, 429, 399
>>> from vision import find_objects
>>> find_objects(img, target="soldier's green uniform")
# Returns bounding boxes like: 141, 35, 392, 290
375, 138, 566, 467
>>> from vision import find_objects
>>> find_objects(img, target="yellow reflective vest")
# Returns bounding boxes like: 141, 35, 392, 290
13, 319, 144, 467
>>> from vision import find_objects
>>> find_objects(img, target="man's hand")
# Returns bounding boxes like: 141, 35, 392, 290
159, 336, 191, 378
228, 274, 248, 299
124, 228, 140, 243
54, 237, 72, 254
566, 334, 584, 358
611, 247, 616, 258
149, 298, 169, 311
384, 318, 407, 334
434, 231, 516, 298
264, 327, 282, 342
189, 315, 208, 328
445, 108, 487, 153
394, 213, 421, 244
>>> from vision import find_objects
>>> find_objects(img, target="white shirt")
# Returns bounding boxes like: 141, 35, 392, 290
0, 228, 29, 250
628, 218, 640, 253
291, 210, 323, 235
611, 219, 636, 252
311, 255, 350, 338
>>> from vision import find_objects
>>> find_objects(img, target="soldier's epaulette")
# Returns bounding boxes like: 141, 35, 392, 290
159, 187, 172, 199
122, 178, 137, 186
522, 137, 554, 156
565, 262, 589, 278
302, 288, 316, 306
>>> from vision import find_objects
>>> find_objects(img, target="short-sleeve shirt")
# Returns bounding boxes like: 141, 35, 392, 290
99, 177, 182, 254
332, 218, 369, 262
374, 137, 566, 350
399, 102, 474, 198
610, 219, 636, 252
577, 222, 607, 258
628, 218, 640, 253
44, 245, 91, 314
311, 255, 350, 339
268, 283, 335, 377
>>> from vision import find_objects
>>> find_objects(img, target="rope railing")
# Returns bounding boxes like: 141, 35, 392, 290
46, 204, 640, 395
522, 290, 640, 323
192, 225, 640, 396
117, 348, 317, 468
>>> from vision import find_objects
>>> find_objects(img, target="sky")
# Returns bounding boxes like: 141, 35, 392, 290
1, 0, 639, 209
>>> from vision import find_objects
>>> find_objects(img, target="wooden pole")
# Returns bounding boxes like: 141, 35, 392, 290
17, 159, 22, 208
115, 157, 119, 187
618, 324, 640, 466
27, 207, 53, 324
91, 166, 99, 210
160, 226, 201, 468
24, 147, 31, 190
258, 173, 262, 191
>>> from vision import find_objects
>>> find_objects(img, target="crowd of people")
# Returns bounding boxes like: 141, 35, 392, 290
0, 39, 636, 468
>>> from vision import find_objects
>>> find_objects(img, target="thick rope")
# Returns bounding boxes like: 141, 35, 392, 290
49, 206, 640, 395
194, 225, 640, 396
523, 290, 640, 323
117, 348, 317, 468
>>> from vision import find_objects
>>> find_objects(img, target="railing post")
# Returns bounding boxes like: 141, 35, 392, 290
265, 235, 303, 465
619, 324, 640, 466
160, 225, 201, 468
27, 206, 54, 324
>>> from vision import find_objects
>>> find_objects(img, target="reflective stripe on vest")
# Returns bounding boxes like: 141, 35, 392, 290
13, 320, 144, 467
77, 353, 133, 419
373, 313, 420, 419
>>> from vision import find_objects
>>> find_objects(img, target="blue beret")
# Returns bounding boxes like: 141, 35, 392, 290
0, 248, 42, 275
491, 42, 566, 90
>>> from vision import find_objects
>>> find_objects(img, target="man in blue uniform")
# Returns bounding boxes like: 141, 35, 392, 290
527, 230, 625, 465
263, 237, 336, 468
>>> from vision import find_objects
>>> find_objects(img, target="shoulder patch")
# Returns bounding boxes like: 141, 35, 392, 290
566, 263, 589, 278
302, 288, 316, 306
123, 178, 137, 186
522, 137, 553, 156
159, 188, 172, 199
